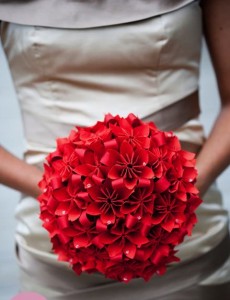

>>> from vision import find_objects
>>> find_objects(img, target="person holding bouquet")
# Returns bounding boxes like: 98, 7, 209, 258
0, 0, 230, 299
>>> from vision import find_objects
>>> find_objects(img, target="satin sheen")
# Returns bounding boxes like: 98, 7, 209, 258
0, 0, 195, 28
1, 2, 229, 299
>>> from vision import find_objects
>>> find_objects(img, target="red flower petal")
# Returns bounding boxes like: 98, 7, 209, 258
86, 203, 101, 216
98, 232, 119, 245
151, 214, 165, 225
100, 209, 116, 225
133, 124, 149, 137
55, 202, 71, 216
107, 240, 123, 257
161, 215, 175, 232
108, 165, 123, 179
151, 132, 166, 147
183, 168, 197, 182
120, 141, 133, 157
141, 167, 154, 179
96, 218, 107, 232
73, 234, 90, 248
127, 232, 149, 247
100, 150, 119, 166
53, 188, 69, 202
75, 164, 94, 176
166, 136, 181, 151
124, 178, 138, 190
180, 150, 195, 160
151, 245, 170, 264
57, 215, 69, 229
123, 242, 136, 259
125, 214, 139, 228
155, 176, 171, 193
68, 206, 81, 221
121, 203, 137, 215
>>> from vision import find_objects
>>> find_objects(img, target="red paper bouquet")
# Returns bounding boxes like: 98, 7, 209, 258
38, 114, 202, 282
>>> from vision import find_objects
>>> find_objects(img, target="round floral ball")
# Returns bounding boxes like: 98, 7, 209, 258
38, 113, 202, 282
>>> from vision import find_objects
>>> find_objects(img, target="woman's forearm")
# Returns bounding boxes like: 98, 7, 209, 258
0, 146, 43, 198
196, 104, 230, 195
196, 0, 230, 195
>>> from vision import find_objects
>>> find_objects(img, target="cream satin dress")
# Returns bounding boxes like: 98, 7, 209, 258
1, 2, 229, 299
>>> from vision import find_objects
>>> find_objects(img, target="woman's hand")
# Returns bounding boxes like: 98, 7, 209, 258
0, 146, 43, 198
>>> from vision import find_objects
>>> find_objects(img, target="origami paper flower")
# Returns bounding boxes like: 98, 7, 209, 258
38, 113, 202, 282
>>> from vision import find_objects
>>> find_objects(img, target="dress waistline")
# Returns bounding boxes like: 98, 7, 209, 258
143, 90, 201, 154
143, 90, 200, 131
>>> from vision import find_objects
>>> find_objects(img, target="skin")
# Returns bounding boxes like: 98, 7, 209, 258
0, 146, 42, 198
196, 0, 230, 195
0, 0, 230, 199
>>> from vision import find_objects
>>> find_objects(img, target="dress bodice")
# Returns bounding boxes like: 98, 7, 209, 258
1, 2, 202, 165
